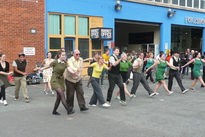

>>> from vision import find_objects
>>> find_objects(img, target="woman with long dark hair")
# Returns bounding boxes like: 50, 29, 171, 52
182, 52, 205, 89
0, 53, 13, 106
146, 52, 178, 95
40, 50, 75, 115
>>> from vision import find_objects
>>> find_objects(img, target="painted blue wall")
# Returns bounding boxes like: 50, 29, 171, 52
46, 0, 205, 53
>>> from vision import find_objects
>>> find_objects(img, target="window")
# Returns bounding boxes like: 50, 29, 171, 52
78, 17, 89, 36
92, 39, 101, 50
78, 38, 89, 59
64, 15, 76, 35
194, 0, 199, 8
163, 0, 170, 4
49, 14, 61, 35
187, 0, 193, 7
202, 0, 205, 9
172, 0, 178, 5
155, 0, 161, 2
180, 0, 186, 6
50, 38, 61, 49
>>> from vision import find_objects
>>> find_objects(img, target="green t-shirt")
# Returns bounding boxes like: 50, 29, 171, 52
120, 61, 132, 72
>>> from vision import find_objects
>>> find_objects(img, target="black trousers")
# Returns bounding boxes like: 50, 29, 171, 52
146, 68, 154, 82
106, 73, 125, 102
168, 70, 185, 92
130, 72, 154, 95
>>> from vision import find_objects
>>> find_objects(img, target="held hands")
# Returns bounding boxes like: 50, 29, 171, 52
39, 68, 44, 71
8, 71, 13, 76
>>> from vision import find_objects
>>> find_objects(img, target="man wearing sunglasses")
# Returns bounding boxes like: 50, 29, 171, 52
65, 50, 88, 114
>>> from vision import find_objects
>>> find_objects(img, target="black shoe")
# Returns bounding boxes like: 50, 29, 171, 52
52, 111, 61, 115
80, 107, 89, 111
67, 109, 75, 115
152, 81, 155, 83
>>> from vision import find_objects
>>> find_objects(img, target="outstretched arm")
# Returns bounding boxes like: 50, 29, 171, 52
182, 59, 195, 68
146, 61, 159, 72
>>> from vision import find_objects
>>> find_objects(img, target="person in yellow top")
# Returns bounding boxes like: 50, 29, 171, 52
84, 55, 111, 107
101, 49, 110, 87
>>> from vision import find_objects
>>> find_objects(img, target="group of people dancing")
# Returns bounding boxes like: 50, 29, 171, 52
1, 47, 205, 117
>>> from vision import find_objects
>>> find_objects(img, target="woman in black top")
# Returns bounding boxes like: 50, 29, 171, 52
0, 53, 13, 106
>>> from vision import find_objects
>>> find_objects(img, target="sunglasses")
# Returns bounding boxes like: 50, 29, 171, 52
76, 54, 81, 56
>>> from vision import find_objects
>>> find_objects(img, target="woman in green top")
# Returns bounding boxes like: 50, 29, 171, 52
40, 50, 76, 115
115, 53, 134, 99
146, 52, 178, 95
182, 52, 205, 89
145, 52, 155, 83
84, 55, 111, 107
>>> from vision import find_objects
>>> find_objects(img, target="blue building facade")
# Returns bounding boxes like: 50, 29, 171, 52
46, 0, 205, 58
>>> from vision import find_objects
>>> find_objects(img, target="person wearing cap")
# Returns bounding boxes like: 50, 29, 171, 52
168, 51, 188, 94
12, 53, 29, 103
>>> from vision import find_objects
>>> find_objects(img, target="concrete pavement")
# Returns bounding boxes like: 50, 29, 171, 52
1, 75, 205, 137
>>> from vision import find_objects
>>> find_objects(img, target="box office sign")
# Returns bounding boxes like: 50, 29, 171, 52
90, 28, 113, 40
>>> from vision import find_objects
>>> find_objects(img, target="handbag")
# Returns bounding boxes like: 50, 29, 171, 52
8, 75, 14, 82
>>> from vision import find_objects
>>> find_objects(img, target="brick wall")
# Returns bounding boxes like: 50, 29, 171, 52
0, 0, 45, 74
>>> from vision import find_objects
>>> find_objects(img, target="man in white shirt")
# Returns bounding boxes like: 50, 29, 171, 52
106, 47, 126, 106
168, 51, 188, 94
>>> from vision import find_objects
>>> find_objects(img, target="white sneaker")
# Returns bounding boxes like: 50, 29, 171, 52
119, 100, 127, 106
88, 104, 96, 107
0, 100, 3, 103
149, 92, 156, 97
169, 91, 174, 95
102, 103, 110, 107
3, 100, 8, 106
51, 91, 55, 95
182, 89, 189, 94
155, 92, 159, 95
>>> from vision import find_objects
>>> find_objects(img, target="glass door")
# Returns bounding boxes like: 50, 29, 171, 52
64, 38, 74, 58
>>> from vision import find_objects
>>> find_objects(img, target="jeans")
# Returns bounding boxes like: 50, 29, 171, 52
89, 77, 106, 105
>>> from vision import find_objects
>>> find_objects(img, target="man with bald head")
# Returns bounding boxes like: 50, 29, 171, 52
65, 50, 88, 114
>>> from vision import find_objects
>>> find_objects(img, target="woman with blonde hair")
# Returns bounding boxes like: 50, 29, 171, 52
84, 55, 111, 107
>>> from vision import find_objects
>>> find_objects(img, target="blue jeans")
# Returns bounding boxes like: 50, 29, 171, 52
89, 77, 106, 105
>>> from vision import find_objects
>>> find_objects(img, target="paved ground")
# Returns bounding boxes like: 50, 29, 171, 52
1, 75, 205, 137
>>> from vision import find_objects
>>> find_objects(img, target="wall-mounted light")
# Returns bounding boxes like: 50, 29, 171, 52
115, 0, 122, 11
167, 8, 177, 18
30, 28, 37, 34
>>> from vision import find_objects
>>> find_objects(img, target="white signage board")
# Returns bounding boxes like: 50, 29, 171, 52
23, 47, 35, 55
